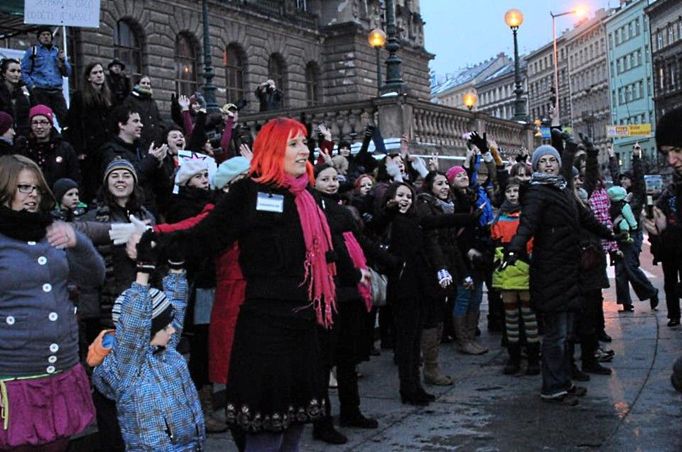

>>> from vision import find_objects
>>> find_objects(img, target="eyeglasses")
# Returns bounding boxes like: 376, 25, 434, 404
31, 120, 51, 126
17, 184, 43, 195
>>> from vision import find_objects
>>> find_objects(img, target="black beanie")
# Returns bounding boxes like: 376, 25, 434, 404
113, 287, 176, 339
53, 178, 78, 203
656, 107, 682, 151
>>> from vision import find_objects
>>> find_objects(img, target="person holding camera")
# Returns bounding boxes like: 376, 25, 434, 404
255, 79, 283, 112
20, 26, 71, 127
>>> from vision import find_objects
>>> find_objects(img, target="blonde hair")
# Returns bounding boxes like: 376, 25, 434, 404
0, 154, 55, 211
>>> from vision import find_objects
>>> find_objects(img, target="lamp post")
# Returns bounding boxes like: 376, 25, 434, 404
550, 7, 586, 122
368, 28, 387, 96
201, 0, 219, 112
463, 91, 478, 111
505, 9, 526, 122
383, 0, 404, 93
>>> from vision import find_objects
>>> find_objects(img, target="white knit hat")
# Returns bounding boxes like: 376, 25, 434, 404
175, 158, 209, 186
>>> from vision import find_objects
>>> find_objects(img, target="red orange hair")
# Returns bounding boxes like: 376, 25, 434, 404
250, 117, 314, 186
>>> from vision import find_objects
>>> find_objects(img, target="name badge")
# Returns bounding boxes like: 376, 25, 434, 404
256, 192, 284, 213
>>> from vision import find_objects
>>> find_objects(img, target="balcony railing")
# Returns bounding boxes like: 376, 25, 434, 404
239, 96, 531, 156
219, 0, 318, 28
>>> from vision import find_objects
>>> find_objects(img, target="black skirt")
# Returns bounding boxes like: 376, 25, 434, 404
225, 299, 326, 433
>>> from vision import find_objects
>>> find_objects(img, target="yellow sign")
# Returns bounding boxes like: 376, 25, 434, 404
606, 124, 652, 137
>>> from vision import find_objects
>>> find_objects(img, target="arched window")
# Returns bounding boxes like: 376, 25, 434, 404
224, 44, 246, 103
175, 33, 198, 95
114, 20, 142, 77
305, 62, 321, 106
268, 53, 286, 105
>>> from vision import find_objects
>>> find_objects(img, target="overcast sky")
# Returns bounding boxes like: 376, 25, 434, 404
422, 0, 621, 77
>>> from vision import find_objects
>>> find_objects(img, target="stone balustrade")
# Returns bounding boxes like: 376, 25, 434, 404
239, 95, 533, 156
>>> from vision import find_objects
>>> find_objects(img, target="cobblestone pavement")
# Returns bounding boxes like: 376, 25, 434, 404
207, 243, 682, 451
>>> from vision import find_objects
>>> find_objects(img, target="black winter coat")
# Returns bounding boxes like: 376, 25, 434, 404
416, 192, 469, 287
509, 181, 612, 312
165, 186, 217, 288
17, 131, 81, 188
106, 73, 131, 106
0, 80, 32, 137
123, 90, 162, 148
99, 137, 173, 215
64, 90, 111, 158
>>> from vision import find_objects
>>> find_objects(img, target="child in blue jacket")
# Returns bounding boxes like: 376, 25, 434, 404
93, 232, 205, 451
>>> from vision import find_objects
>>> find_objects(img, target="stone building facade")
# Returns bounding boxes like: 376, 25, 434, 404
646, 0, 682, 121
1, 0, 433, 114
565, 8, 613, 162
526, 38, 571, 127
476, 59, 528, 121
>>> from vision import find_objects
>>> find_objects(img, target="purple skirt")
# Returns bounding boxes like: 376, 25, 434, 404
0, 364, 95, 448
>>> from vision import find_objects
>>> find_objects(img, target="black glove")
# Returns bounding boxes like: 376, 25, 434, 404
364, 125, 376, 139
469, 131, 488, 153
578, 132, 597, 155
136, 230, 159, 274
500, 250, 518, 270
164, 237, 185, 270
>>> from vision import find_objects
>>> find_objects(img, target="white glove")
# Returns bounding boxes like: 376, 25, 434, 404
410, 157, 429, 179
108, 215, 151, 245
437, 269, 453, 288
482, 151, 494, 163
462, 276, 474, 289
385, 160, 404, 182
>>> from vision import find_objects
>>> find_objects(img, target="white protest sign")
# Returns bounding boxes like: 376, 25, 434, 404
24, 0, 101, 28
173, 151, 218, 194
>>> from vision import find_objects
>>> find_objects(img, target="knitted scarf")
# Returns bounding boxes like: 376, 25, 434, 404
530, 172, 568, 190
0, 206, 53, 242
342, 231, 372, 312
283, 174, 337, 328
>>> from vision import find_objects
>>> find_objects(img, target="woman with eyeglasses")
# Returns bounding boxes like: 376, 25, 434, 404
0, 154, 105, 450
0, 58, 32, 137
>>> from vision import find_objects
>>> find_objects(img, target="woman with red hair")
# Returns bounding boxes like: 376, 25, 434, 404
163, 117, 336, 451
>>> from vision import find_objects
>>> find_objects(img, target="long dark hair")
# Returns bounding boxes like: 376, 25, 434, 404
97, 175, 145, 212
82, 62, 112, 108
376, 153, 402, 183
382, 181, 417, 216
0, 58, 20, 82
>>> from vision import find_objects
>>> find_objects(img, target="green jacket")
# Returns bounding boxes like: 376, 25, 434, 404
492, 247, 529, 291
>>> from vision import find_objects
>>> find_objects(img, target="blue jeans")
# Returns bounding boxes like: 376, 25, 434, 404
541, 312, 572, 397
245, 424, 304, 452
453, 281, 483, 317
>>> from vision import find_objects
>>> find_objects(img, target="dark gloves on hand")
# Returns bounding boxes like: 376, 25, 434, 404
468, 131, 488, 153
164, 238, 185, 270
578, 132, 597, 155
500, 250, 518, 270
364, 125, 376, 139
136, 230, 159, 274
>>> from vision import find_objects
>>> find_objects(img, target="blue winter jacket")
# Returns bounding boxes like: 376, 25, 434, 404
93, 272, 206, 451
21, 43, 72, 90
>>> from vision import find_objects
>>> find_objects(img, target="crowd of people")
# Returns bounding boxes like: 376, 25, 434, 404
1, 25, 682, 452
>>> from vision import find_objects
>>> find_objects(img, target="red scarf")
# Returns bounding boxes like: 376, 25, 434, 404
283, 175, 337, 327
342, 231, 372, 312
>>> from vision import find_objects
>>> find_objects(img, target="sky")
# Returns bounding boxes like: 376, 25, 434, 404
422, 0, 620, 78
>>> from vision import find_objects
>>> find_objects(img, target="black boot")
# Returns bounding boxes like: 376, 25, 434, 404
581, 334, 612, 376
313, 417, 348, 444
339, 411, 379, 429
503, 342, 521, 375
525, 342, 540, 375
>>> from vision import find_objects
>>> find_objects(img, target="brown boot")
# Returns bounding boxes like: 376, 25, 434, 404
199, 386, 228, 433
465, 310, 488, 355
421, 325, 453, 385
453, 315, 482, 355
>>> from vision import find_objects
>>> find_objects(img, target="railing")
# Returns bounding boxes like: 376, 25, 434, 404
239, 99, 377, 139
240, 96, 531, 155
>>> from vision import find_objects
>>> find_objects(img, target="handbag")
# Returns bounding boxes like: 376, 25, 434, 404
579, 241, 602, 271
368, 267, 388, 307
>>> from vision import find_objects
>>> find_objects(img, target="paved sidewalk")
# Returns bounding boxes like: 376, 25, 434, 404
207, 255, 681, 451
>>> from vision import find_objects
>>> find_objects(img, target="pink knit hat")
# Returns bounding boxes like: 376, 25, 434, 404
446, 165, 466, 184
29, 104, 54, 124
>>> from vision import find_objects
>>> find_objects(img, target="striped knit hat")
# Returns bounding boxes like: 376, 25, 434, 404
112, 287, 175, 338
103, 157, 138, 184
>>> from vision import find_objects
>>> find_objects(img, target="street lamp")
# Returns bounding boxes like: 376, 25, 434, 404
550, 7, 587, 122
463, 92, 478, 111
383, 0, 404, 93
368, 28, 387, 96
201, 0, 219, 112
505, 9, 526, 122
